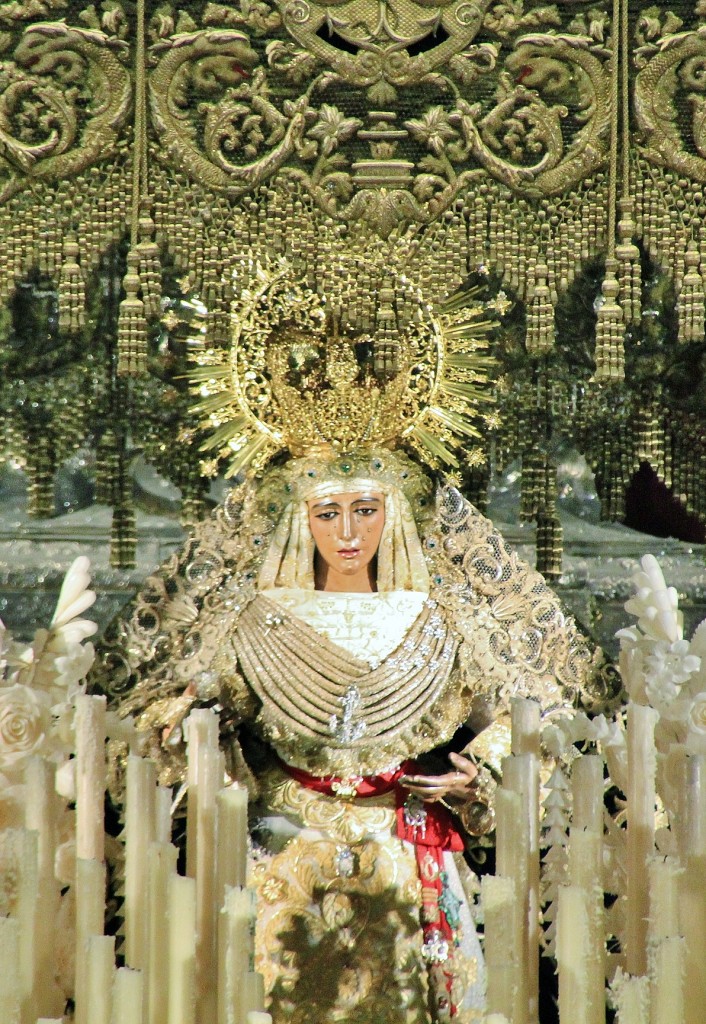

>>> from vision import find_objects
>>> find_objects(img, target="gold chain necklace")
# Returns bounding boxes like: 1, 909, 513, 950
235, 594, 458, 753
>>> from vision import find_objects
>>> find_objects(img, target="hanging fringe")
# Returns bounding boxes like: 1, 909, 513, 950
677, 241, 705, 343
58, 236, 86, 334
136, 201, 162, 320
26, 433, 55, 519
95, 428, 120, 506
117, 249, 147, 377
535, 462, 563, 579
373, 278, 400, 378
180, 471, 207, 530
616, 199, 641, 325
525, 264, 554, 356
520, 448, 544, 522
110, 502, 137, 570
535, 511, 563, 578
593, 260, 625, 382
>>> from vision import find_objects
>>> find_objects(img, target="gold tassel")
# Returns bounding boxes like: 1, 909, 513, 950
58, 236, 86, 334
136, 201, 162, 320
374, 278, 399, 377
117, 249, 147, 377
677, 241, 705, 343
616, 198, 641, 325
526, 264, 554, 355
180, 471, 207, 530
536, 462, 562, 578
536, 512, 563, 579
110, 502, 137, 570
26, 432, 55, 518
95, 428, 120, 506
520, 447, 542, 522
593, 260, 625, 382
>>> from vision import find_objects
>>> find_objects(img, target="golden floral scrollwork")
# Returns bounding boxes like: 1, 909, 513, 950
251, 832, 431, 1023
634, 14, 706, 182
143, 0, 611, 230
282, 19, 612, 226
0, 19, 131, 200
275, 0, 490, 90
148, 25, 315, 191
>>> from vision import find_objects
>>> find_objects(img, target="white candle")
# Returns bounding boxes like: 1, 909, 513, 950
494, 785, 526, 1022
125, 756, 156, 972
147, 843, 178, 1024
614, 974, 649, 1024
626, 702, 658, 976
167, 874, 197, 1024
648, 857, 680, 942
221, 886, 257, 1024
556, 885, 590, 1024
650, 936, 685, 1024
24, 759, 63, 1020
568, 829, 605, 1024
112, 967, 144, 1024
16, 827, 38, 1024
501, 754, 539, 1024
155, 786, 173, 845
195, 743, 223, 1024
684, 753, 706, 858
511, 697, 540, 756
481, 875, 517, 1020
24, 756, 58, 882
243, 971, 266, 1014
572, 756, 604, 834
0, 915, 20, 1024
678, 853, 706, 1024
75, 693, 107, 862
186, 710, 219, 879
75, 857, 107, 1024
216, 786, 248, 902
245, 1014, 271, 1024
87, 934, 115, 1024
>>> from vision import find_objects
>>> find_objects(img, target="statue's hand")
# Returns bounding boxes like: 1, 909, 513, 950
400, 752, 478, 803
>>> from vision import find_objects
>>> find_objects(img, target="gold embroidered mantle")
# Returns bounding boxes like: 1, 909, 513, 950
234, 592, 459, 776
96, 479, 614, 792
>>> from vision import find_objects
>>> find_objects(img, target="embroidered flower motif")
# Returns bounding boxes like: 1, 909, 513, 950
260, 877, 288, 904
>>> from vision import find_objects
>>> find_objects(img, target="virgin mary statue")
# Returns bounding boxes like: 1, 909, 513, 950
95, 267, 606, 1024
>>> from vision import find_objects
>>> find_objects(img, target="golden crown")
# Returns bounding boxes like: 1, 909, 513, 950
189, 260, 503, 478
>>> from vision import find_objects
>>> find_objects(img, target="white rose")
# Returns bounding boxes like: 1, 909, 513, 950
688, 695, 706, 737
0, 684, 51, 767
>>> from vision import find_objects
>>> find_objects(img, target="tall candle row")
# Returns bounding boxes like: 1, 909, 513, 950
0, 699, 270, 1024
484, 697, 541, 1024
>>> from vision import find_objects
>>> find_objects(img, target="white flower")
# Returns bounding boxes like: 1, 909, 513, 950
643, 640, 700, 709
53, 643, 95, 694
624, 555, 682, 644
50, 557, 96, 630
688, 694, 706, 738
690, 619, 706, 659
541, 723, 568, 757
0, 684, 51, 768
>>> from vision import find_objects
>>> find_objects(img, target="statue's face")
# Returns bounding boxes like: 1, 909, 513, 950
307, 491, 385, 586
